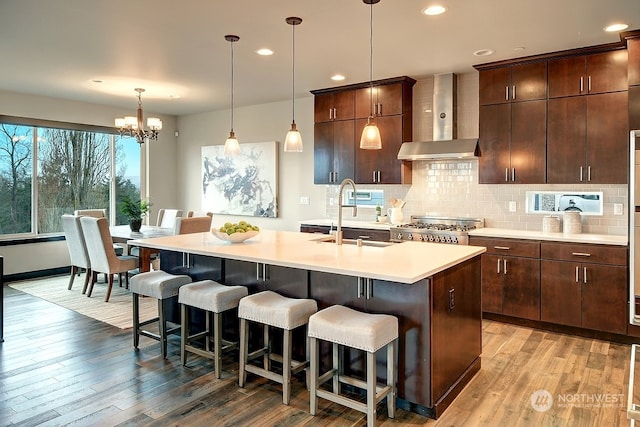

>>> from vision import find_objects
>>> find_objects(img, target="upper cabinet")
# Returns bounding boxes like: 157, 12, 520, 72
311, 76, 415, 185
548, 50, 628, 98
479, 62, 547, 105
475, 39, 631, 185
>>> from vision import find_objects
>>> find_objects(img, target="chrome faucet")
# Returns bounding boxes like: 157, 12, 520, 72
336, 178, 357, 245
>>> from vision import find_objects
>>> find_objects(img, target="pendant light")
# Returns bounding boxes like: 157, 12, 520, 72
224, 34, 240, 156
284, 16, 303, 152
360, 0, 382, 150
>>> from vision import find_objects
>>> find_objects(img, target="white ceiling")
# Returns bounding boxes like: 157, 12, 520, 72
0, 0, 638, 116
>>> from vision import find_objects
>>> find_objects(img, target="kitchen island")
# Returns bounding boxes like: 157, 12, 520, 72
129, 229, 486, 418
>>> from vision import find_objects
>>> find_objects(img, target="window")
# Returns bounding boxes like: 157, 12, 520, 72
0, 119, 142, 238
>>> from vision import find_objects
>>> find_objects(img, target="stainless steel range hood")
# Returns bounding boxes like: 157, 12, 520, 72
397, 73, 478, 161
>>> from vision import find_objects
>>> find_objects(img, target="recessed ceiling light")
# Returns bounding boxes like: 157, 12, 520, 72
514, 46, 525, 51
91, 79, 103, 83
422, 5, 446, 16
331, 74, 346, 81
473, 49, 495, 57
168, 94, 181, 99
256, 48, 273, 56
604, 23, 629, 32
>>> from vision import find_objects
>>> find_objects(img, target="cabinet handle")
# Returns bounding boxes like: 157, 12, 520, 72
494, 246, 510, 250
580, 76, 584, 93
503, 259, 508, 275
588, 76, 591, 93
357, 277, 363, 298
587, 166, 591, 182
377, 102, 382, 116
511, 168, 515, 182
357, 235, 371, 240
505, 86, 509, 101
579, 166, 583, 182
256, 263, 261, 281
329, 108, 333, 120
377, 171, 381, 182
505, 168, 509, 182
583, 267, 588, 284
333, 107, 337, 120
575, 265, 580, 283
366, 278, 373, 299
571, 252, 591, 257
372, 171, 376, 182
512, 85, 516, 100
497, 258, 501, 274
449, 288, 455, 311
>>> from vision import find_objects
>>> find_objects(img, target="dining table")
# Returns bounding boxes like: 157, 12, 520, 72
109, 225, 174, 272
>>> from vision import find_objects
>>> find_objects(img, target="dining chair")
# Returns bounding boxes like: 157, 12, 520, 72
80, 216, 139, 302
186, 211, 213, 218
174, 216, 213, 234
74, 208, 107, 218
61, 214, 92, 294
156, 209, 183, 228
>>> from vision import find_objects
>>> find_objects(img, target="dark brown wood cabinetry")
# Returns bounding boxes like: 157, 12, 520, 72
479, 62, 547, 105
547, 91, 629, 184
477, 62, 547, 184
548, 50, 628, 98
476, 42, 630, 185
311, 76, 415, 185
299, 224, 390, 242
469, 237, 540, 320
314, 90, 355, 123
540, 242, 628, 335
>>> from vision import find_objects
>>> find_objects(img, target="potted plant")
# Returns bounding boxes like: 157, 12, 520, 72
120, 195, 152, 232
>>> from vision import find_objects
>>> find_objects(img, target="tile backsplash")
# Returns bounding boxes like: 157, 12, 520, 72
323, 72, 628, 236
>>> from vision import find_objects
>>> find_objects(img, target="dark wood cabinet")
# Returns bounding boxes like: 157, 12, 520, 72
548, 50, 628, 98
299, 224, 390, 242
547, 91, 629, 184
312, 77, 415, 185
313, 120, 355, 184
479, 62, 547, 105
470, 237, 540, 320
478, 100, 546, 183
540, 242, 628, 335
628, 38, 640, 87
314, 90, 355, 123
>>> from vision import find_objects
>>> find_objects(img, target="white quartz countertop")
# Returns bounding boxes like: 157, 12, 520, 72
129, 229, 485, 284
468, 227, 628, 246
299, 218, 392, 230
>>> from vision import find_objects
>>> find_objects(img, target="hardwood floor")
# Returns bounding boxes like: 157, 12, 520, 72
0, 285, 633, 426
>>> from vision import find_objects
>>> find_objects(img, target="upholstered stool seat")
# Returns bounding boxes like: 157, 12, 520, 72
238, 290, 317, 404
308, 305, 398, 426
130, 270, 192, 358
178, 280, 248, 378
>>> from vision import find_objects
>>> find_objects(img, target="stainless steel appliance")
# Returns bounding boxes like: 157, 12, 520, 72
389, 216, 484, 245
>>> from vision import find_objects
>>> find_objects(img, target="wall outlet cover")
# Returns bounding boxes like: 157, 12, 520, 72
509, 201, 517, 212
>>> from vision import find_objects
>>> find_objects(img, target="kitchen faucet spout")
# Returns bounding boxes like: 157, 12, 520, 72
336, 178, 357, 245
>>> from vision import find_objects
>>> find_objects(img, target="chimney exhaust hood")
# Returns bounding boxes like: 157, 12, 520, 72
397, 73, 478, 161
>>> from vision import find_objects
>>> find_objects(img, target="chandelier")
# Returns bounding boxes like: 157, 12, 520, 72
115, 88, 162, 144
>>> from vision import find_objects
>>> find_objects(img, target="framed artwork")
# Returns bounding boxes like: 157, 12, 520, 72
201, 141, 278, 217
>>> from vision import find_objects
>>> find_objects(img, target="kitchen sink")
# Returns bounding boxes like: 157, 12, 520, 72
312, 236, 397, 247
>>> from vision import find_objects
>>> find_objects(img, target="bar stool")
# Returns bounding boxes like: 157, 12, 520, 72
130, 270, 192, 358
238, 290, 318, 404
178, 280, 248, 378
308, 305, 398, 427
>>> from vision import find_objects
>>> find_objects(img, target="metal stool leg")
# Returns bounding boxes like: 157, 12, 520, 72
133, 293, 140, 348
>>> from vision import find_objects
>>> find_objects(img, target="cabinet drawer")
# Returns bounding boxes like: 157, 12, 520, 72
469, 237, 540, 258
541, 242, 627, 266
342, 227, 390, 242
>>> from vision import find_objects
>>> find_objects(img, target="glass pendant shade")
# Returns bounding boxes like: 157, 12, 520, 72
360, 118, 382, 149
284, 122, 303, 152
224, 131, 240, 155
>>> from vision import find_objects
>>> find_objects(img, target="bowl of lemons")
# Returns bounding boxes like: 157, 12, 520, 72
211, 221, 260, 243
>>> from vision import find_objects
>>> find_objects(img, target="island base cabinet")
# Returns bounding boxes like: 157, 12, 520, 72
308, 255, 482, 418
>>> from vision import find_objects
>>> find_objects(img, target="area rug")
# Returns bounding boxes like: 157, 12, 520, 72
8, 274, 157, 329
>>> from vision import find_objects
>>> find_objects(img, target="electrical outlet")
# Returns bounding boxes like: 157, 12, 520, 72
614, 203, 623, 215
508, 201, 517, 212
299, 196, 310, 205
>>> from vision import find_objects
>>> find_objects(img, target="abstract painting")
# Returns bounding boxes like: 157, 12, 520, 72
201, 141, 278, 217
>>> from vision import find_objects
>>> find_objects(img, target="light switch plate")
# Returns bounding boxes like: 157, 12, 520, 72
508, 201, 517, 212
614, 203, 623, 215
299, 196, 310, 205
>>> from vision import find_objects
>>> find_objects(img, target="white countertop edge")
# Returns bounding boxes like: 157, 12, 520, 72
469, 228, 628, 246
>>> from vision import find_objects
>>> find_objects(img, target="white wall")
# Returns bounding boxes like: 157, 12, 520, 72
0, 89, 180, 274
176, 96, 325, 231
